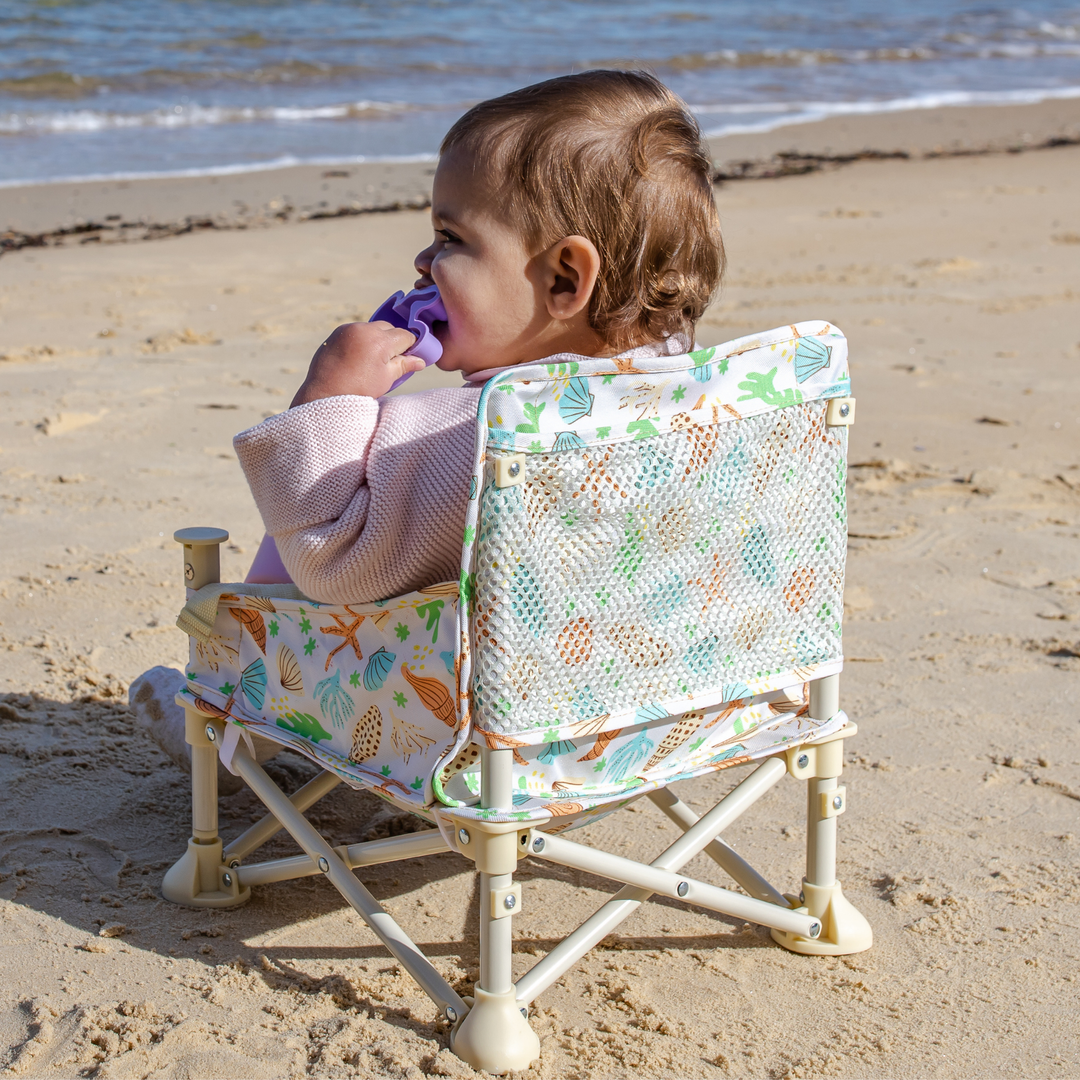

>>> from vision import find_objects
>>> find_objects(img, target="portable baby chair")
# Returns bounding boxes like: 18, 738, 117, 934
165, 320, 871, 1074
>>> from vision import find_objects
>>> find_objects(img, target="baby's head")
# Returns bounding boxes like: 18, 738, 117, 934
414, 70, 723, 375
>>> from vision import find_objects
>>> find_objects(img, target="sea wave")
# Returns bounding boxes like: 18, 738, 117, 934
1, 83, 1076, 189
0, 98, 415, 135
696, 85, 1080, 138
0, 152, 438, 190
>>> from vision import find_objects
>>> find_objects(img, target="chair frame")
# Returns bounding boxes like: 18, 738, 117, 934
164, 529, 871, 1074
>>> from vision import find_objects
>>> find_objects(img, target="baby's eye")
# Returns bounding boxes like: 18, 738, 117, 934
436, 229, 460, 244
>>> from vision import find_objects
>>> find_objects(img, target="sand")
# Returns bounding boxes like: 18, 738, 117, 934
1, 100, 1079, 1078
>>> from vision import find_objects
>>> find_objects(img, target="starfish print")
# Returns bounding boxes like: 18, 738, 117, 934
319, 606, 365, 671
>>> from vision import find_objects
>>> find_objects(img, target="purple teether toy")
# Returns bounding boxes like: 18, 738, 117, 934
370, 284, 446, 391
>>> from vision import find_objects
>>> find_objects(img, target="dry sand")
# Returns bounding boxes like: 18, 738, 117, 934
1, 101, 1079, 1078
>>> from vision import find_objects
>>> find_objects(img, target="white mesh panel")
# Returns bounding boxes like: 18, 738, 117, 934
471, 400, 846, 735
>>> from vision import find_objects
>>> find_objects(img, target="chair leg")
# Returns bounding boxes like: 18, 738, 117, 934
772, 675, 872, 955
161, 707, 250, 908
450, 747, 540, 1075
163, 526, 249, 908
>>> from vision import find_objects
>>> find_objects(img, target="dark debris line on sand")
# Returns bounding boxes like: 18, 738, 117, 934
3, 133, 1079, 258
0, 195, 432, 257
710, 132, 1080, 183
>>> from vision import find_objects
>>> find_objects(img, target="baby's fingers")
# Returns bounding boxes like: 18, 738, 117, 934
370, 321, 418, 358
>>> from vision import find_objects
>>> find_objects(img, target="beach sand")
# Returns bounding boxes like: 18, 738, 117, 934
1, 100, 1079, 1077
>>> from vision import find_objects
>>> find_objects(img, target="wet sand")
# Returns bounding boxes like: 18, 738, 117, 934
1, 100, 1079, 1077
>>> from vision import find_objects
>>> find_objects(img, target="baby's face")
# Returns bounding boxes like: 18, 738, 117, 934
414, 148, 552, 375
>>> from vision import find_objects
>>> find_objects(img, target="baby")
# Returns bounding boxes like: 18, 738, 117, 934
132, 69, 725, 779
237, 68, 724, 603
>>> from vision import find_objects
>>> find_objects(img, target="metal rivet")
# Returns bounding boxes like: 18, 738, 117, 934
508, 461, 521, 477
676, 881, 689, 898
205, 724, 217, 742
229, 859, 240, 869
445, 1006, 458, 1024
799, 891, 805, 904
797, 753, 809, 769
318, 857, 330, 873
839, 402, 850, 417
222, 872, 232, 887
531, 836, 545, 853
458, 828, 470, 846
832, 795, 844, 810
503, 894, 517, 911
520, 1007, 528, 1018
184, 562, 195, 581
808, 921, 821, 938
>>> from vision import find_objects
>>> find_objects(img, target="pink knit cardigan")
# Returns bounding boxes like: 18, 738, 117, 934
234, 338, 688, 604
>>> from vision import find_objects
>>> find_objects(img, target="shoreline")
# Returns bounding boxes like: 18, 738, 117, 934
2, 95, 1079, 251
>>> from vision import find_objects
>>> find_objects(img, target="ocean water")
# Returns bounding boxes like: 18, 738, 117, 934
1, 0, 1078, 185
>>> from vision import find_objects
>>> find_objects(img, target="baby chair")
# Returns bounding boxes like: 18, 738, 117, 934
164, 321, 870, 1074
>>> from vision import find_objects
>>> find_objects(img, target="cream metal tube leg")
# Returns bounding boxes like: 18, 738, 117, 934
450, 747, 539, 1074
647, 788, 788, 906
771, 673, 872, 956
161, 712, 248, 907
162, 527, 248, 909
807, 777, 838, 887
230, 741, 466, 1015
188, 710, 219, 842
516, 757, 789, 1005
224, 770, 342, 864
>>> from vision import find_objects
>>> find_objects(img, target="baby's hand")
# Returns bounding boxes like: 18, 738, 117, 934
290, 321, 424, 406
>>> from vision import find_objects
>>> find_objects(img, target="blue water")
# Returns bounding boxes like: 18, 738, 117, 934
1, 0, 1078, 185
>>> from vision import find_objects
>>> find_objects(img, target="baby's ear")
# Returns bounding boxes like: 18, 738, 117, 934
544, 235, 601, 320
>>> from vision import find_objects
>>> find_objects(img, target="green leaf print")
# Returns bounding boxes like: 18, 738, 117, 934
737, 368, 802, 409
276, 711, 331, 743
515, 401, 546, 434
545, 362, 579, 377
415, 598, 445, 644
395, 622, 410, 642
626, 419, 659, 440
459, 570, 476, 615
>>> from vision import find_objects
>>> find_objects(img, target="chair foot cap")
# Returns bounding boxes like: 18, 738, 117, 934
450, 989, 540, 1074
771, 880, 872, 956
162, 838, 251, 909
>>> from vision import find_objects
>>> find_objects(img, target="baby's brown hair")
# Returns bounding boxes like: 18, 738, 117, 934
441, 70, 723, 350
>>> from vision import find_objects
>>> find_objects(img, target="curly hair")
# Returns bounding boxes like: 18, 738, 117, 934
441, 70, 723, 350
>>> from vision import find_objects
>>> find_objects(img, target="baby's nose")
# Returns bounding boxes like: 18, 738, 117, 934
414, 244, 435, 276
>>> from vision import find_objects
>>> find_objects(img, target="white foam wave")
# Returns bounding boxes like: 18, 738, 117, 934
0, 152, 437, 190
697, 84, 1080, 138
0, 98, 409, 135
1, 84, 1077, 189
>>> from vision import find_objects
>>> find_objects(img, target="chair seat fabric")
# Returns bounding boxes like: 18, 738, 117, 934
183, 321, 852, 830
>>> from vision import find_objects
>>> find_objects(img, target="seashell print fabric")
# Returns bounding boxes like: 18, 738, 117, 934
180, 320, 851, 831
181, 587, 466, 815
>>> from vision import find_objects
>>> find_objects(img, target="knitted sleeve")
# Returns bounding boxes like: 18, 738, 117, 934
233, 387, 480, 604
